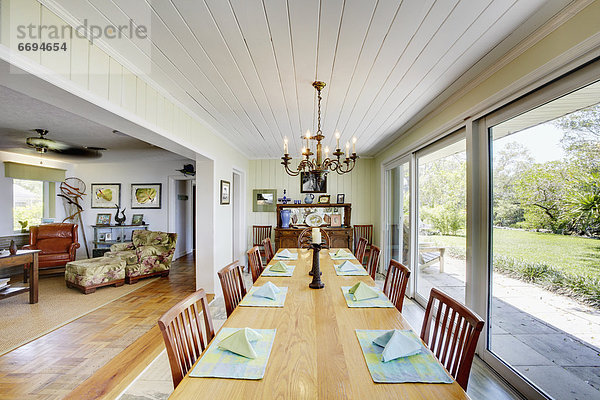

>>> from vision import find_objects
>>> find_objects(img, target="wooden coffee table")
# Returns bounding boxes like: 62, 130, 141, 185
0, 250, 40, 304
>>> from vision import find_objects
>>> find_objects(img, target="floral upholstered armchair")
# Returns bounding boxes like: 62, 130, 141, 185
104, 230, 177, 284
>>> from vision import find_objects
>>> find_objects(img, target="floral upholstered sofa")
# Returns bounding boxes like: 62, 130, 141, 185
104, 230, 177, 284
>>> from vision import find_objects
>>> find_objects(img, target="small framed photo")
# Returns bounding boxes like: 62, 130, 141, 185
91, 183, 121, 208
318, 195, 331, 204
98, 232, 106, 242
337, 194, 345, 204
253, 189, 277, 212
105, 232, 112, 241
330, 214, 342, 227
96, 213, 111, 225
220, 180, 231, 205
131, 184, 161, 209
131, 214, 144, 225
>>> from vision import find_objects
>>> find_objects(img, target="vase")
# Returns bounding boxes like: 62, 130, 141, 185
9, 240, 17, 255
281, 209, 291, 228
304, 194, 314, 204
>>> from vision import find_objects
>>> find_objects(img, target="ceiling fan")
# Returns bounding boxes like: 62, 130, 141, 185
25, 129, 104, 158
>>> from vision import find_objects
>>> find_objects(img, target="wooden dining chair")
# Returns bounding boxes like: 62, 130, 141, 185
252, 225, 272, 261
353, 224, 373, 252
382, 259, 411, 312
297, 227, 331, 248
217, 261, 247, 317
157, 288, 215, 388
365, 244, 381, 280
355, 237, 368, 264
247, 246, 264, 283
421, 288, 485, 390
262, 237, 274, 264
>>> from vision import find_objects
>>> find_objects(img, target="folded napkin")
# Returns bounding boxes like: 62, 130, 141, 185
348, 282, 379, 301
334, 249, 352, 257
218, 327, 263, 359
269, 261, 288, 272
337, 260, 360, 272
373, 330, 422, 362
252, 281, 281, 300
277, 249, 294, 258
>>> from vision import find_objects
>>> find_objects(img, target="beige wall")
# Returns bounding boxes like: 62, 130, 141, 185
247, 158, 377, 250
372, 0, 600, 246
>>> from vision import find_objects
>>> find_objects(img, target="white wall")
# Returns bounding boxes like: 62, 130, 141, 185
246, 158, 377, 249
72, 158, 193, 259
0, 151, 73, 236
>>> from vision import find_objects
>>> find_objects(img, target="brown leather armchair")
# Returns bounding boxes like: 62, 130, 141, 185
23, 223, 80, 281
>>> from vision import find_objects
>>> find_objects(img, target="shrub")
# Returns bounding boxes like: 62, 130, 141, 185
421, 204, 465, 236
493, 255, 600, 307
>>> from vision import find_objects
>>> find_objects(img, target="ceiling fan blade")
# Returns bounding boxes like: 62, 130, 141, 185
26, 137, 69, 151
51, 146, 102, 158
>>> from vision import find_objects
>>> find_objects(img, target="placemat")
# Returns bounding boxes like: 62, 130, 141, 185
261, 265, 296, 277
272, 253, 298, 261
340, 286, 394, 308
190, 328, 277, 380
329, 251, 356, 260
239, 287, 288, 307
333, 262, 369, 276
355, 329, 453, 383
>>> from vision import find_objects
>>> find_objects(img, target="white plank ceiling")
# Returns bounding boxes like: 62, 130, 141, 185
49, 0, 574, 158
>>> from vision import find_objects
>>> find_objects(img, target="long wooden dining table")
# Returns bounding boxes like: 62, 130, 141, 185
170, 248, 470, 399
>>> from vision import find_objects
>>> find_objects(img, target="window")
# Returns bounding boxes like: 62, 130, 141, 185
13, 179, 44, 231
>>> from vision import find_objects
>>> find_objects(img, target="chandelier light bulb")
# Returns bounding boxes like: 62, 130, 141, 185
284, 137, 288, 154
352, 137, 357, 153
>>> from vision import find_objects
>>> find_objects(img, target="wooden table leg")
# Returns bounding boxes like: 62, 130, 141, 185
29, 252, 38, 304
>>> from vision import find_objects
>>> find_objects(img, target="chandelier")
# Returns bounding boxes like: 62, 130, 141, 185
281, 81, 358, 176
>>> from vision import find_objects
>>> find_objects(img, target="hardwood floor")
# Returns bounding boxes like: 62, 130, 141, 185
0, 254, 198, 400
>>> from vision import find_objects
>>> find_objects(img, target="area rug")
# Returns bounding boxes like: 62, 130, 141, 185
118, 297, 228, 400
0, 275, 157, 356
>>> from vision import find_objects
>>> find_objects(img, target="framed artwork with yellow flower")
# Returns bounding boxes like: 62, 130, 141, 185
131, 183, 162, 209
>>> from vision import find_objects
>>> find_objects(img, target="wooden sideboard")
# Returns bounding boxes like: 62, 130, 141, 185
274, 203, 353, 250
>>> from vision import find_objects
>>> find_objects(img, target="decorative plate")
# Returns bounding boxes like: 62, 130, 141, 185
305, 213, 324, 227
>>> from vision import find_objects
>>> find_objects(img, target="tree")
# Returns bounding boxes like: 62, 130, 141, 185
493, 142, 533, 227
553, 104, 600, 170
514, 161, 578, 233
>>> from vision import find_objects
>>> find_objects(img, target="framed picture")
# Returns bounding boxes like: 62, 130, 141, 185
300, 172, 327, 193
131, 184, 161, 209
330, 214, 342, 227
253, 189, 277, 212
96, 213, 111, 225
131, 214, 144, 225
318, 195, 331, 204
337, 194, 345, 204
220, 180, 231, 205
105, 232, 112, 241
98, 232, 106, 242
91, 183, 121, 208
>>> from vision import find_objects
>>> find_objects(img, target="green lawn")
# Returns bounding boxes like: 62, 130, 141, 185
425, 228, 600, 278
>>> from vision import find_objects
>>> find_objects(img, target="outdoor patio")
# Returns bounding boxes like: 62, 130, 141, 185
417, 257, 600, 399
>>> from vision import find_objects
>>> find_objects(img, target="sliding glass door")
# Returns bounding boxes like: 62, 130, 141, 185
415, 131, 466, 305
384, 158, 411, 280
486, 78, 600, 399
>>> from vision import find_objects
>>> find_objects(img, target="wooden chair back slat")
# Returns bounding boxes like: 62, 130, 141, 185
262, 237, 275, 263
247, 246, 264, 283
218, 261, 247, 317
297, 228, 331, 248
382, 259, 411, 312
355, 237, 368, 264
158, 289, 215, 388
365, 244, 380, 279
420, 288, 485, 390
353, 225, 373, 251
